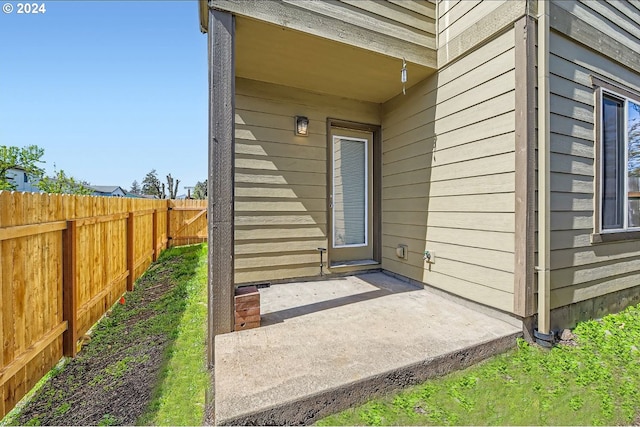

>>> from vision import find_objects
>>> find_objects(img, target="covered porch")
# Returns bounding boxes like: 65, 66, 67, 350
211, 271, 522, 425
204, 4, 522, 424
205, 3, 439, 341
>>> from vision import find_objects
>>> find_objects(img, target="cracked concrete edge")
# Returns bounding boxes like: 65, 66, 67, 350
214, 331, 523, 426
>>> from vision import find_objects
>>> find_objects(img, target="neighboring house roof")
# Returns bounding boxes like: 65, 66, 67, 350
90, 185, 124, 194
89, 185, 127, 197
125, 192, 158, 199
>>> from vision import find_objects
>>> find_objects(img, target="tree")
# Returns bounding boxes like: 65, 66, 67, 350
141, 169, 163, 198
130, 180, 141, 194
628, 103, 640, 177
166, 174, 180, 199
193, 179, 207, 199
0, 145, 45, 190
38, 169, 93, 195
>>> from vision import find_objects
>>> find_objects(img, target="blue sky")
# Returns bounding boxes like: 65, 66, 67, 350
0, 1, 208, 195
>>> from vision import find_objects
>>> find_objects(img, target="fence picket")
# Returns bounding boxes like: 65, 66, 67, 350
152, 210, 158, 261
62, 220, 77, 358
0, 193, 206, 418
126, 213, 135, 292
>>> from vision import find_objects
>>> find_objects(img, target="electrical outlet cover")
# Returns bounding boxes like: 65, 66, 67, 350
396, 244, 408, 260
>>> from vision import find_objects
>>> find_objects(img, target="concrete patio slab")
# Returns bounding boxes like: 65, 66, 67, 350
213, 272, 522, 425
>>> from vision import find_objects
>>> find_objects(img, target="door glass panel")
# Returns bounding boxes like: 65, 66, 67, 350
333, 136, 367, 247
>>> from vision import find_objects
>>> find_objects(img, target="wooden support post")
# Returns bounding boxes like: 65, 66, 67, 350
166, 204, 172, 248
208, 8, 235, 368
152, 209, 158, 261
513, 15, 537, 318
126, 212, 135, 291
62, 220, 78, 357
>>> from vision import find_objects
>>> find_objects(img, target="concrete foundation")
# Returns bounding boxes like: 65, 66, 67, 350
550, 285, 640, 331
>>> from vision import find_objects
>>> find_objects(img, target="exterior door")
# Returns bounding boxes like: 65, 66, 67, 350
329, 127, 374, 264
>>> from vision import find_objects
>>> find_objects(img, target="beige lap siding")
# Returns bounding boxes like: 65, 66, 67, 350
438, 0, 507, 47
437, 0, 529, 67
547, 0, 640, 309
381, 28, 517, 313
234, 78, 380, 284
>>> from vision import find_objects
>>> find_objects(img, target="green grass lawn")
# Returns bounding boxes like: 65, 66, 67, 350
318, 303, 640, 426
137, 244, 209, 426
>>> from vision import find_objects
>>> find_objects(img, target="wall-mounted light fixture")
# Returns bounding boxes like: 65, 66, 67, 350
295, 116, 309, 136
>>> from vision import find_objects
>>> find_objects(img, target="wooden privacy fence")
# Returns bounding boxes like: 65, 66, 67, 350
0, 192, 207, 418
167, 199, 208, 247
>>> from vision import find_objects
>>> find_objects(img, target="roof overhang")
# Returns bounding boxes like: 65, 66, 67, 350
198, 0, 208, 33
198, 3, 436, 103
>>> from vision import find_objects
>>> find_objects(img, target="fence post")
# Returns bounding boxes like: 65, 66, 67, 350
62, 220, 78, 357
166, 202, 172, 248
152, 209, 158, 261
127, 212, 135, 291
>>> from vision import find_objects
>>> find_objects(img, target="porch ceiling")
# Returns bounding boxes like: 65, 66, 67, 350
235, 16, 435, 104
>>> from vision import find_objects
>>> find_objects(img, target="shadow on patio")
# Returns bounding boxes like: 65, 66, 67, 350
211, 271, 522, 426
260, 272, 421, 326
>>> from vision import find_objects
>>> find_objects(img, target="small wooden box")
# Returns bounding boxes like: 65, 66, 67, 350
234, 286, 260, 331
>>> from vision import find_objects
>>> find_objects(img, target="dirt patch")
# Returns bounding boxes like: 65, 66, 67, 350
22, 336, 166, 426
556, 328, 578, 347
11, 249, 200, 426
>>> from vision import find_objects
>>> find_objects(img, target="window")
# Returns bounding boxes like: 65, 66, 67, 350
599, 89, 640, 232
332, 136, 367, 247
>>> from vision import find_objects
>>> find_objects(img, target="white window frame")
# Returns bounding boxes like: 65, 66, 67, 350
598, 87, 640, 233
332, 135, 368, 248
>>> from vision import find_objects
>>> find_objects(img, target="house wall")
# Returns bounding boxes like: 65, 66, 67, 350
6, 168, 40, 193
381, 27, 517, 313
210, 0, 436, 68
546, 0, 640, 323
436, 0, 530, 67
234, 78, 380, 284
438, 0, 506, 46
